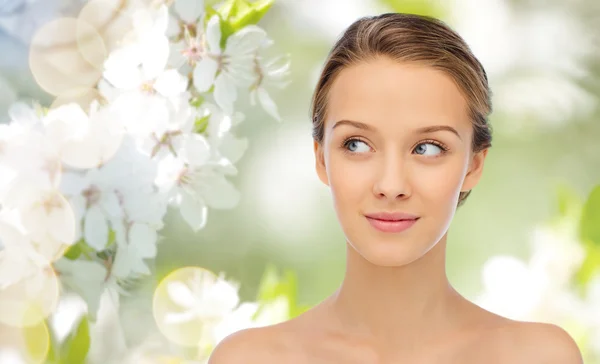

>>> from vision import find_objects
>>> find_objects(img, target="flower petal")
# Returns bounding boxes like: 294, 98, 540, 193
256, 87, 281, 121
103, 46, 144, 89
167, 281, 196, 308
167, 40, 187, 69
203, 174, 240, 210
130, 223, 157, 258
84, 205, 109, 250
99, 192, 122, 221
182, 134, 211, 166
225, 25, 267, 56
193, 58, 219, 92
206, 15, 222, 53
164, 310, 198, 325
175, 0, 205, 25
179, 192, 208, 232
141, 36, 170, 80
166, 13, 181, 38
154, 69, 188, 97
214, 73, 237, 115
218, 133, 248, 164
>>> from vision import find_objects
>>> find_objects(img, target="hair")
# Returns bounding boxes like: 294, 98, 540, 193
310, 13, 493, 207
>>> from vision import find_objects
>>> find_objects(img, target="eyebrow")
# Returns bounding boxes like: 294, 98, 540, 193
332, 119, 462, 140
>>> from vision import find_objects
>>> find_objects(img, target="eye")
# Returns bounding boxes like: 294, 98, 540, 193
343, 138, 371, 154
413, 141, 448, 157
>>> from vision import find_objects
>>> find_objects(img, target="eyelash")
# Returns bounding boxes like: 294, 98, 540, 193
340, 137, 450, 157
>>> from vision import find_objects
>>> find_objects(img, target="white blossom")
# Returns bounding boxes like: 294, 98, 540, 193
156, 153, 240, 232
475, 217, 593, 340
0, 218, 48, 290
193, 15, 267, 114
0, 0, 288, 339
202, 103, 248, 164
167, 0, 207, 69
43, 102, 125, 169
249, 53, 291, 122
164, 269, 240, 327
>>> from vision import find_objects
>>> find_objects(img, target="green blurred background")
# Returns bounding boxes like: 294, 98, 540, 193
154, 0, 600, 308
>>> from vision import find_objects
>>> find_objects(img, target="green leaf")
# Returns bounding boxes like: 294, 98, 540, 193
230, 0, 275, 30
65, 239, 102, 261
575, 243, 600, 288
63, 240, 83, 260
190, 95, 205, 108
256, 263, 281, 302
59, 316, 90, 364
215, 0, 275, 44
209, 3, 235, 45
218, 0, 252, 20
194, 114, 211, 134
255, 264, 308, 319
106, 229, 116, 248
580, 185, 600, 247
556, 183, 582, 218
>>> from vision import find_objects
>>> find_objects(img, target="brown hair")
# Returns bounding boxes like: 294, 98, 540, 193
310, 13, 493, 207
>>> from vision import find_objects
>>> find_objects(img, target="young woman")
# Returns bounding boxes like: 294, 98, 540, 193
209, 13, 583, 363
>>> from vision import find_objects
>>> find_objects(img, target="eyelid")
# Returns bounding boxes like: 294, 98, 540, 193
416, 139, 449, 151
340, 136, 373, 153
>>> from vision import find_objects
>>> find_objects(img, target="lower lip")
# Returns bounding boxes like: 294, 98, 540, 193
365, 217, 419, 233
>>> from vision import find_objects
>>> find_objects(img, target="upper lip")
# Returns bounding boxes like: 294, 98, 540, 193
364, 212, 420, 221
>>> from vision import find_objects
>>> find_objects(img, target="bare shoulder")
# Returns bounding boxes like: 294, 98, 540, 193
207, 326, 284, 363
208, 304, 326, 363
486, 320, 583, 364
207, 321, 298, 364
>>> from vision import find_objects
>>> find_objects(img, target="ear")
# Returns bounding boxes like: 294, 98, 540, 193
314, 140, 329, 186
461, 148, 488, 192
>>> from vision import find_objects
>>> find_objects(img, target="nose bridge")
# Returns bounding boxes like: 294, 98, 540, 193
373, 148, 410, 199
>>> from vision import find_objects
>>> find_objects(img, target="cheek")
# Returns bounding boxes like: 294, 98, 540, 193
326, 154, 373, 203
410, 159, 466, 204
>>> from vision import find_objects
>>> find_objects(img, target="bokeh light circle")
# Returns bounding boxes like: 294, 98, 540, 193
0, 266, 60, 328
79, 0, 135, 54
153, 266, 228, 347
29, 17, 106, 96
20, 191, 78, 263
0, 319, 51, 364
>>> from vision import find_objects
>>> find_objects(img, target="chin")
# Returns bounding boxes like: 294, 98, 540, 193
351, 239, 430, 267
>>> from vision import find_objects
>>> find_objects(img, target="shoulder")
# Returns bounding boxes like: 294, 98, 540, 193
489, 321, 583, 364
207, 325, 290, 364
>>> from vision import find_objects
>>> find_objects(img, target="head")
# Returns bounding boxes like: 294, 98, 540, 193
311, 13, 493, 267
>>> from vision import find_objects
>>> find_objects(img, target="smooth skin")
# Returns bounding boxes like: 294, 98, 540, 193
209, 57, 583, 363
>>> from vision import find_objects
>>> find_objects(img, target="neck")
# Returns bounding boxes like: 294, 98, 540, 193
328, 233, 466, 349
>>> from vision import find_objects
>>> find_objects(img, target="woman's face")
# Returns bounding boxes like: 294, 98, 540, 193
314, 57, 487, 267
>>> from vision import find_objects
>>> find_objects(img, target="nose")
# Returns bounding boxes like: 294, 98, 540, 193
372, 154, 411, 200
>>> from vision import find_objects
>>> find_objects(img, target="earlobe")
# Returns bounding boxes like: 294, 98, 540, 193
461, 148, 488, 192
313, 140, 330, 186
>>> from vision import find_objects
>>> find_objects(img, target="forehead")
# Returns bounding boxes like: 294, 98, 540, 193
326, 57, 471, 134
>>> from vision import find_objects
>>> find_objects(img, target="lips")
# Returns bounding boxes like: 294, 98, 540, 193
364, 212, 420, 221
364, 212, 420, 233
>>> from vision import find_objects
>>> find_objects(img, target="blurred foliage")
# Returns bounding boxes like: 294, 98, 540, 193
24, 316, 90, 364
378, 0, 447, 18
576, 185, 600, 286
255, 263, 311, 320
